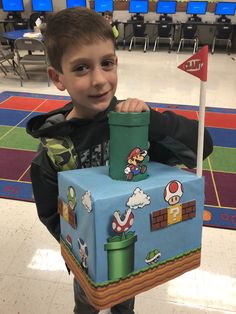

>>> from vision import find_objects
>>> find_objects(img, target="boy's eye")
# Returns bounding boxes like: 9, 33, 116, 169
102, 59, 116, 70
74, 64, 89, 74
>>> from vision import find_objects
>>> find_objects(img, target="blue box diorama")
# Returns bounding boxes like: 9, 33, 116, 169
58, 111, 204, 310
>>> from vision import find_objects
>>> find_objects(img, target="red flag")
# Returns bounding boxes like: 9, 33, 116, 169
178, 45, 208, 81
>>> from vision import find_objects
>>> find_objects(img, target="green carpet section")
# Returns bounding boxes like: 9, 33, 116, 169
207, 146, 236, 172
0, 126, 39, 151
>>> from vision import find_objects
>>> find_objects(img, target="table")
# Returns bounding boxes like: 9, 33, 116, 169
0, 19, 29, 32
2, 29, 43, 53
3, 29, 32, 41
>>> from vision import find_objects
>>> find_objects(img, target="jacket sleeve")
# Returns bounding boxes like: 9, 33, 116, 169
148, 109, 213, 168
30, 149, 61, 242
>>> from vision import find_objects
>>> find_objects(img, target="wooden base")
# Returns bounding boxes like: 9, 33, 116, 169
61, 241, 201, 310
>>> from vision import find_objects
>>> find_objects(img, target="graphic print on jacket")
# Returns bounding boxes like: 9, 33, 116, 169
41, 137, 109, 171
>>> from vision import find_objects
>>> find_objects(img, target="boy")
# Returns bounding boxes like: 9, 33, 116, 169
103, 10, 119, 40
26, 7, 213, 314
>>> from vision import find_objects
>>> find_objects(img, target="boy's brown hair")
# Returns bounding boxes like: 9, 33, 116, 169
44, 7, 115, 73
104, 10, 113, 18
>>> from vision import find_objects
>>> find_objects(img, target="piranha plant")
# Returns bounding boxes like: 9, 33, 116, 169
104, 208, 137, 280
111, 208, 134, 240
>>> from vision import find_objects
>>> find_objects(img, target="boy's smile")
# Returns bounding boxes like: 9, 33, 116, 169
49, 39, 118, 119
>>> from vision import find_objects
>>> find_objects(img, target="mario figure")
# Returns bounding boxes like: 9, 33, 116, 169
124, 147, 148, 181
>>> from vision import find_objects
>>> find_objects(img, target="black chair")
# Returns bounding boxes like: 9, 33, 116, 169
128, 22, 149, 52
211, 24, 233, 54
177, 23, 198, 54
153, 23, 174, 53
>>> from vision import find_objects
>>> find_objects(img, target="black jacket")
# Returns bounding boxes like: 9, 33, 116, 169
26, 97, 213, 242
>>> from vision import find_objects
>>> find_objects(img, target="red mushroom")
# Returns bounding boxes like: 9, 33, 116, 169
164, 180, 183, 206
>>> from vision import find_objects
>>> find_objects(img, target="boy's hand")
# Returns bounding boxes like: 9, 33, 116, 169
116, 98, 150, 113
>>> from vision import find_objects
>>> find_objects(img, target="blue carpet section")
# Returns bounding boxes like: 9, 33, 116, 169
208, 127, 236, 148
204, 206, 236, 229
0, 109, 29, 126
0, 109, 40, 127
0, 180, 34, 202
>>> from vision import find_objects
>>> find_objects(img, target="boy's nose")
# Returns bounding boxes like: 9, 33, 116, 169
91, 67, 107, 86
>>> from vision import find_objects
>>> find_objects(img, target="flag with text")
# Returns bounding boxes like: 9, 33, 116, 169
178, 45, 208, 81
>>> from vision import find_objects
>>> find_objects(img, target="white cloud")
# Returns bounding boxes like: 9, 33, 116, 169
82, 191, 92, 212
126, 187, 150, 210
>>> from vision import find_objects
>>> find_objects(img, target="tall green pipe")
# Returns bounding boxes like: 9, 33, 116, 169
108, 111, 150, 181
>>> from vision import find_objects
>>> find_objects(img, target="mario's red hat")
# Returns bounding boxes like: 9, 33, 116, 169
128, 147, 142, 159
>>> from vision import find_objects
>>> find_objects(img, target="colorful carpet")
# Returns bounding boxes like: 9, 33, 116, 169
0, 91, 235, 230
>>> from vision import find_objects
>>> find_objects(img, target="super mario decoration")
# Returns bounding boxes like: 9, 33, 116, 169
124, 147, 148, 181
108, 111, 150, 181
104, 186, 151, 281
112, 208, 134, 234
145, 249, 161, 265
105, 208, 137, 280
150, 180, 196, 231
78, 237, 88, 273
58, 110, 204, 310
58, 161, 204, 310
58, 186, 77, 229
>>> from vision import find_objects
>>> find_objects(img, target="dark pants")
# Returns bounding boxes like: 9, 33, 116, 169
73, 278, 135, 314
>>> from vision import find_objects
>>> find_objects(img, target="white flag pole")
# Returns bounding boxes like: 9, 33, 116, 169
196, 80, 207, 177
177, 45, 208, 177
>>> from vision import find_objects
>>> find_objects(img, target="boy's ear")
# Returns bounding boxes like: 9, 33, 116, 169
47, 66, 65, 91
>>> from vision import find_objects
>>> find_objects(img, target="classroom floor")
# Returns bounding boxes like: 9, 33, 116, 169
0, 48, 236, 314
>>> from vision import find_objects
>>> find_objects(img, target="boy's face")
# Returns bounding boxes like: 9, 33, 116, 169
49, 39, 117, 119
104, 14, 112, 23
